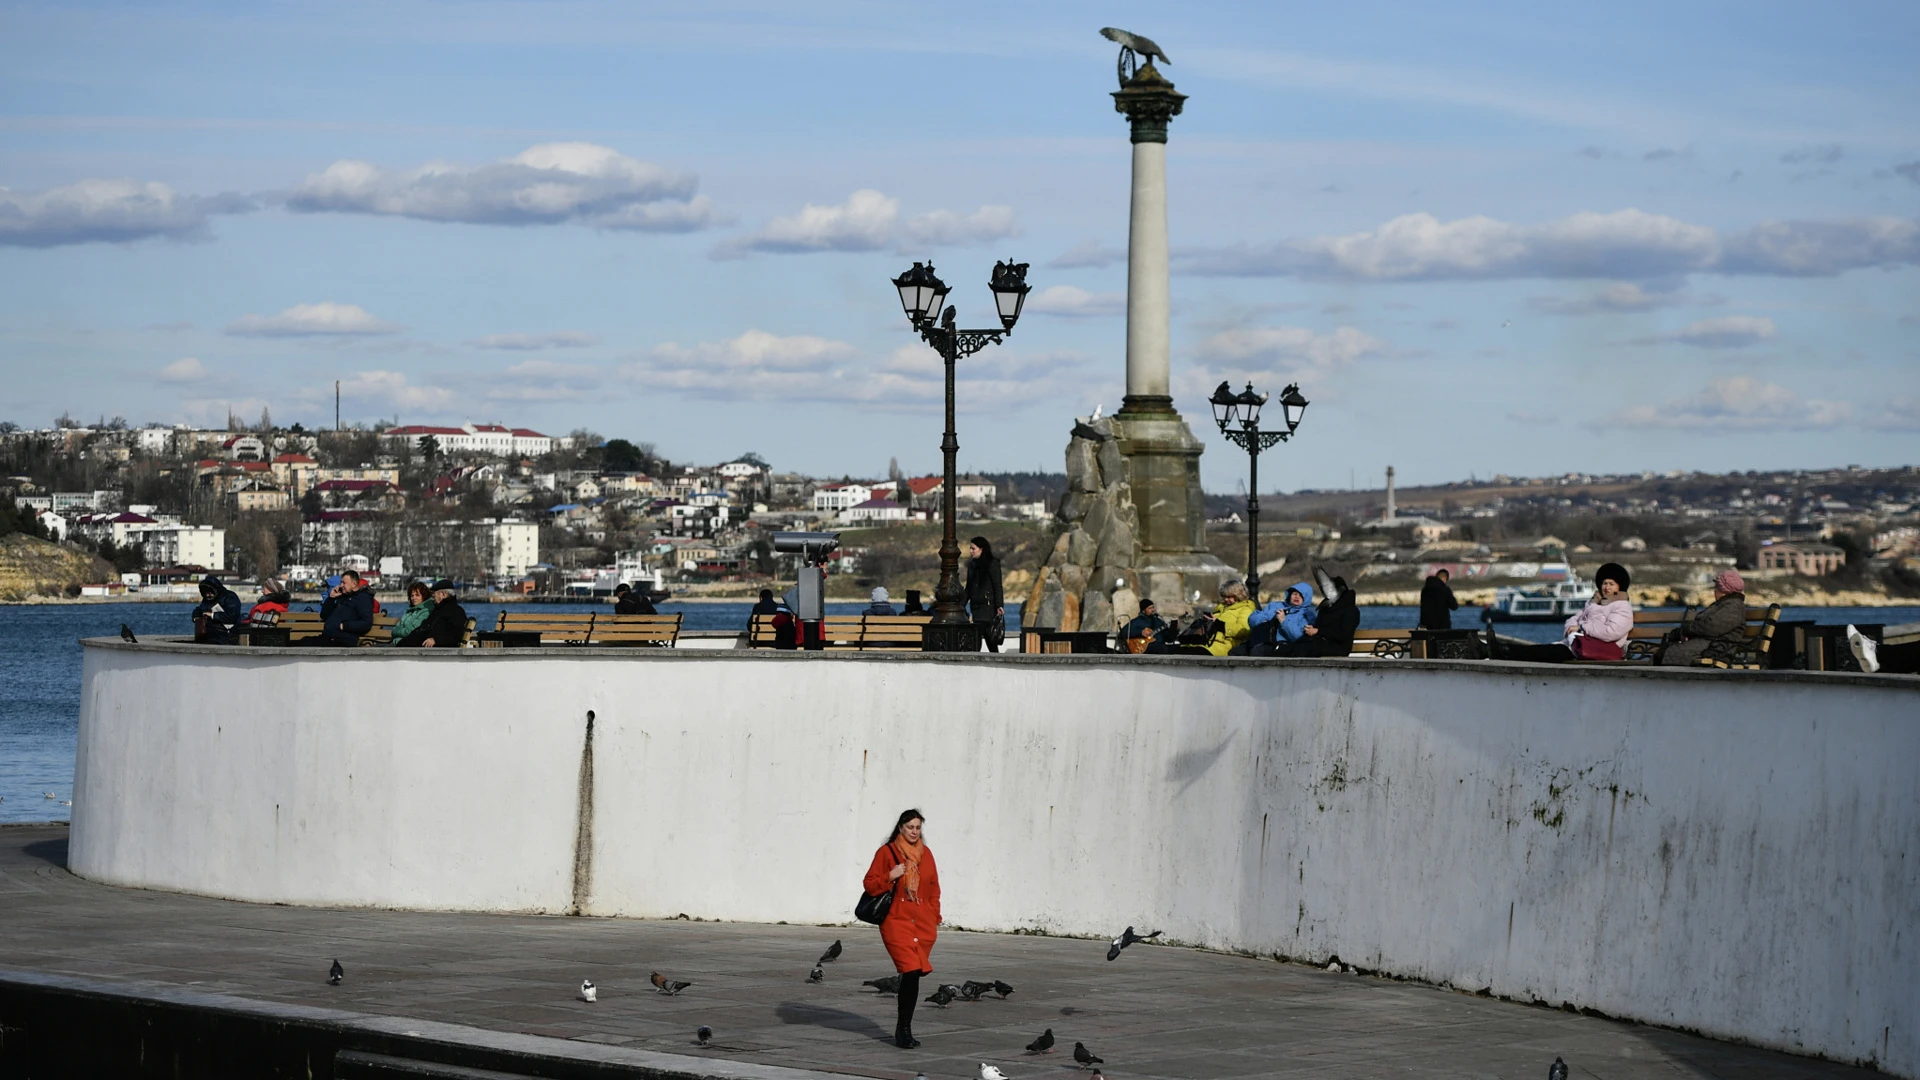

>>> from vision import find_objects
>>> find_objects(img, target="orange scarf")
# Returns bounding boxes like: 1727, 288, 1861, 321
893, 837, 923, 902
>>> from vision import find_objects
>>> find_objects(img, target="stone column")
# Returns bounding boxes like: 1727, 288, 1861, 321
1114, 63, 1185, 418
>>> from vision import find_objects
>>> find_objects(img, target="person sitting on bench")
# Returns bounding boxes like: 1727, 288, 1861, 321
1656, 569, 1748, 666
399, 580, 466, 648
1148, 581, 1253, 656
310, 570, 375, 646
191, 574, 245, 644
1491, 563, 1634, 663
614, 581, 657, 615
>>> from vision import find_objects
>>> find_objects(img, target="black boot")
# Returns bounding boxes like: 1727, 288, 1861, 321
895, 971, 922, 1048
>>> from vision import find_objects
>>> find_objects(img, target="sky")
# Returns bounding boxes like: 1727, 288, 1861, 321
2, 0, 1917, 493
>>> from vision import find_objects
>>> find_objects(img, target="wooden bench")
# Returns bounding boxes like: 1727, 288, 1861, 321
1622, 605, 1780, 667
271, 610, 400, 644
748, 613, 933, 650
1347, 629, 1416, 658
494, 611, 684, 647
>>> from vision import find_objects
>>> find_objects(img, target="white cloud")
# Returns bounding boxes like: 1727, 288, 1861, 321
0, 178, 253, 247
225, 302, 402, 337
284, 142, 717, 231
1027, 285, 1125, 318
1607, 376, 1851, 431
1529, 281, 1697, 315
1051, 239, 1126, 269
1193, 325, 1388, 370
1779, 143, 1843, 165
157, 357, 209, 382
1870, 398, 1920, 431
715, 189, 1020, 258
1178, 210, 1920, 281
623, 330, 862, 397
464, 331, 600, 350
1641, 315, 1777, 349
318, 370, 457, 413
467, 360, 604, 403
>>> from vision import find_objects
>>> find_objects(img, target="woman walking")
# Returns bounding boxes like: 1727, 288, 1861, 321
863, 809, 940, 1049
964, 536, 1005, 652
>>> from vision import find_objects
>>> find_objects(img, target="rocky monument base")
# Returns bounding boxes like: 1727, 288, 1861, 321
1025, 408, 1236, 631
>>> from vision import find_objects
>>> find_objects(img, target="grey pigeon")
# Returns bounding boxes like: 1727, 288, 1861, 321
1099, 27, 1170, 66
1074, 1042, 1104, 1069
651, 971, 692, 995
924, 984, 958, 1008
864, 974, 903, 994
959, 980, 992, 1001
120, 624, 138, 644
807, 966, 824, 984
992, 979, 1015, 998
1026, 1027, 1056, 1054
697, 1025, 713, 1046
1549, 1057, 1568, 1080
1106, 925, 1162, 960
816, 939, 842, 966
327, 959, 343, 985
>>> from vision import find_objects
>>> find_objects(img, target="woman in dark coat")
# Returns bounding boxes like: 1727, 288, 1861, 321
964, 536, 1004, 652
863, 809, 940, 1049
1657, 569, 1748, 666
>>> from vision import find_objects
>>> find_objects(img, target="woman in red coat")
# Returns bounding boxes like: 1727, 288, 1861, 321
863, 808, 940, 1049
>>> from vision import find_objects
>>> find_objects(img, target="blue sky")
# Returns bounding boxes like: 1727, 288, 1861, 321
2, 0, 1916, 492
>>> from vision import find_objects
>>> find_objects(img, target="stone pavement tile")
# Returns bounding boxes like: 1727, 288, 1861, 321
0, 825, 1879, 1080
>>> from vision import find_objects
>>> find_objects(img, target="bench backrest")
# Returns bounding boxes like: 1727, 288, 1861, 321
747, 612, 934, 649
494, 610, 683, 646
1623, 605, 1776, 662
274, 609, 400, 642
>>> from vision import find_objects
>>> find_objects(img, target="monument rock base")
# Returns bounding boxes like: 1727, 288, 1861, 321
1026, 411, 1236, 631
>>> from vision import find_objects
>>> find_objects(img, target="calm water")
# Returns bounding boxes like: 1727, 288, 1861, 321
1, 600, 1911, 823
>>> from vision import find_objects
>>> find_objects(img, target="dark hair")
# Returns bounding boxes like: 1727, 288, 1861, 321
408, 582, 430, 602
887, 808, 925, 843
759, 588, 774, 601
340, 569, 361, 583
614, 583, 631, 596
1436, 568, 1450, 579
968, 536, 994, 561
1595, 562, 1631, 592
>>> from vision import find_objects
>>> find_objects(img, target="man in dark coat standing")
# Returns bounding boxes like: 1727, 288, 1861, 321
191, 574, 244, 644
314, 569, 375, 645
401, 580, 467, 648
1419, 568, 1458, 630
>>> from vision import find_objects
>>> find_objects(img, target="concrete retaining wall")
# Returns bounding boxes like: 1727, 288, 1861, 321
71, 642, 1919, 1074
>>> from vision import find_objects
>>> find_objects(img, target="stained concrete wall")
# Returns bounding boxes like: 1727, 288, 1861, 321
71, 642, 1919, 1075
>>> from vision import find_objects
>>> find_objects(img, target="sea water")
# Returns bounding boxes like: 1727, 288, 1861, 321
2, 599, 1911, 823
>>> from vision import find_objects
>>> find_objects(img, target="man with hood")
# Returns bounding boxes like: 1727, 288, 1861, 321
400, 580, 468, 648
312, 569, 375, 646
191, 574, 244, 643
1295, 569, 1360, 658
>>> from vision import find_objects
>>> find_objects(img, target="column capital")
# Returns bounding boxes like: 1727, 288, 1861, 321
1112, 63, 1186, 144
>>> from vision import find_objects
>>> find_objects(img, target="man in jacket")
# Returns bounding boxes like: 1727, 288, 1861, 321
1122, 598, 1167, 650
312, 570, 375, 646
1419, 568, 1458, 630
613, 582, 656, 615
401, 580, 467, 648
191, 574, 245, 643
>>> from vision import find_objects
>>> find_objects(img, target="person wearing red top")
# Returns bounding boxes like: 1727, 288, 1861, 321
863, 809, 940, 1049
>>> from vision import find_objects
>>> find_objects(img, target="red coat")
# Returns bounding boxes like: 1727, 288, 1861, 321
864, 842, 940, 974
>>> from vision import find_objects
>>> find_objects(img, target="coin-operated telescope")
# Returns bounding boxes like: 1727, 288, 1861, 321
773, 532, 840, 648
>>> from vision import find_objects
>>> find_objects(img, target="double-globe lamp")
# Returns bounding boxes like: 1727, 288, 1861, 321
889, 258, 1031, 651
1209, 379, 1309, 596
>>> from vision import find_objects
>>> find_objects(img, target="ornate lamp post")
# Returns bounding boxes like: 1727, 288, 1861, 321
1208, 380, 1308, 596
890, 259, 1031, 652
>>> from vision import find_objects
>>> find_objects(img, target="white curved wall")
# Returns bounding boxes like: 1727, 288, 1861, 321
72, 642, 1919, 1075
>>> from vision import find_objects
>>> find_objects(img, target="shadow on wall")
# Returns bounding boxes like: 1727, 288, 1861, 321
1166, 733, 1238, 798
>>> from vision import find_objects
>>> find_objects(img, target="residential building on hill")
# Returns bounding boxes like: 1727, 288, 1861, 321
382, 422, 554, 457
1758, 542, 1845, 575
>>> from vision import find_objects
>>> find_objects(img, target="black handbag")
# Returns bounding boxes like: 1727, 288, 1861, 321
985, 614, 1006, 648
854, 886, 895, 925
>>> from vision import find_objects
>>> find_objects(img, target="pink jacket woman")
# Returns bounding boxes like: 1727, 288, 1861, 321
1494, 563, 1634, 664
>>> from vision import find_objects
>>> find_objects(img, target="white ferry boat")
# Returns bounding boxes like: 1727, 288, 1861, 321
1489, 577, 1594, 621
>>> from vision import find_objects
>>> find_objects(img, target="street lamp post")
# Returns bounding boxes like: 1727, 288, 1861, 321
890, 259, 1031, 652
1208, 380, 1309, 597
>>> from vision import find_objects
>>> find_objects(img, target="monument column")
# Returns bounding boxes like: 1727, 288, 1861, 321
1115, 63, 1185, 417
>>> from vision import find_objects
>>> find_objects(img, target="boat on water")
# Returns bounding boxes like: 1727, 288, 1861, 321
1488, 578, 1595, 621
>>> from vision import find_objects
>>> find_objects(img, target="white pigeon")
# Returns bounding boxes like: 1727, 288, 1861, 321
980, 1065, 1009, 1080
579, 979, 597, 1003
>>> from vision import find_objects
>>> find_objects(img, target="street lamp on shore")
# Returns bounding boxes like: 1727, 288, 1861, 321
890, 258, 1031, 652
1209, 380, 1308, 596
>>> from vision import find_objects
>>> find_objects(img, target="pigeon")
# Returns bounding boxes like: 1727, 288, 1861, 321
864, 974, 903, 994
697, 1026, 713, 1047
651, 971, 692, 995
120, 624, 138, 644
1106, 925, 1162, 960
807, 966, 825, 984
579, 979, 597, 1003
1074, 1042, 1104, 1069
959, 980, 993, 1001
979, 1066, 1009, 1080
925, 983, 958, 1008
1025, 1028, 1055, 1054
816, 939, 843, 966
993, 979, 1015, 998
327, 959, 343, 985
1548, 1057, 1568, 1080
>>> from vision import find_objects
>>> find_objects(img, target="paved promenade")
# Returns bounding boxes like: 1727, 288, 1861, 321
0, 824, 1874, 1079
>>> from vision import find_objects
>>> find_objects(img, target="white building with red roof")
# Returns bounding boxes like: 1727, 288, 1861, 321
382, 422, 554, 457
